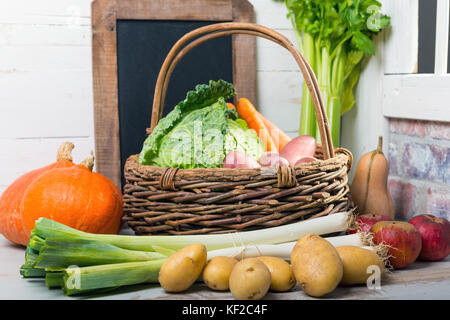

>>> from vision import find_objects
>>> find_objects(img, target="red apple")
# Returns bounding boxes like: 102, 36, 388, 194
347, 213, 393, 234
409, 214, 450, 261
371, 221, 422, 269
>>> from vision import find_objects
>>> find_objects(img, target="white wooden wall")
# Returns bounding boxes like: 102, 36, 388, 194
0, 0, 384, 193
0, 1, 94, 194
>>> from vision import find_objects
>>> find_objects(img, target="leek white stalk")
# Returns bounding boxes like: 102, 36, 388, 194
207, 232, 368, 261
99, 211, 352, 251
33, 211, 352, 251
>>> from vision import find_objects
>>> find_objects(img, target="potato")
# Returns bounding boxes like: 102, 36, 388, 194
223, 151, 261, 169
258, 152, 290, 168
158, 243, 207, 292
229, 258, 271, 300
291, 234, 343, 297
280, 135, 316, 165
336, 246, 384, 285
257, 256, 296, 292
202, 256, 238, 291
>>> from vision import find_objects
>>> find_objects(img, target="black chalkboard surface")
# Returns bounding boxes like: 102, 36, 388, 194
116, 20, 233, 187
91, 0, 255, 188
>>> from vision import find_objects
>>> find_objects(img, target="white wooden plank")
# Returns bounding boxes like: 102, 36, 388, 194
250, 0, 293, 29
341, 34, 389, 182
0, 137, 95, 194
0, 46, 91, 71
382, 0, 419, 74
0, 69, 94, 138
382, 74, 450, 122
434, 0, 450, 75
0, 24, 90, 47
0, 0, 91, 26
256, 29, 299, 71
255, 70, 302, 133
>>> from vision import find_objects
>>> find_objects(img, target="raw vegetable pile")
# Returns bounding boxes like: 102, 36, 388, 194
20, 210, 450, 298
139, 80, 266, 169
278, 0, 390, 146
6, 75, 447, 299
20, 211, 380, 296
139, 79, 319, 169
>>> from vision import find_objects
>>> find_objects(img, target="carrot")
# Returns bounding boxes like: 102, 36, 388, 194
227, 102, 235, 109
235, 98, 278, 152
255, 110, 291, 151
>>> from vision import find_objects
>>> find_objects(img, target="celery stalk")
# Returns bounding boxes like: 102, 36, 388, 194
299, 32, 317, 137
282, 0, 390, 147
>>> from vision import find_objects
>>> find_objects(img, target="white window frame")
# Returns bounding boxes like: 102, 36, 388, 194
383, 0, 450, 122
341, 0, 450, 175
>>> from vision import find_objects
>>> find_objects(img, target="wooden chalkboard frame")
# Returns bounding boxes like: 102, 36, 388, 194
91, 0, 256, 189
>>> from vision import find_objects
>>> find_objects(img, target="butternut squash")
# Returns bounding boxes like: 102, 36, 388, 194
350, 136, 395, 219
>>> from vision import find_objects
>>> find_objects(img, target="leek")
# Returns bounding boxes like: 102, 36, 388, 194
62, 260, 164, 296
20, 265, 46, 278
31, 211, 351, 251
45, 271, 64, 289
34, 238, 167, 270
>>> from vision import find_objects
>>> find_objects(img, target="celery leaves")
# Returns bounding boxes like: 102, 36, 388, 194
280, 0, 390, 146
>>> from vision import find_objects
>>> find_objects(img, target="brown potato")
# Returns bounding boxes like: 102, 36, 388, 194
291, 234, 343, 298
202, 256, 238, 291
229, 258, 271, 300
158, 243, 207, 292
257, 256, 296, 292
336, 246, 384, 285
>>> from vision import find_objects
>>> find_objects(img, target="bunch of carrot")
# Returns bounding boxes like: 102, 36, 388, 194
228, 98, 291, 152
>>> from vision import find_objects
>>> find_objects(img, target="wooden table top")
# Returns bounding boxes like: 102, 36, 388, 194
1, 235, 449, 300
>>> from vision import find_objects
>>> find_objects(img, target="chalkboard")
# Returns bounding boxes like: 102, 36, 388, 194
116, 20, 233, 187
91, 0, 255, 189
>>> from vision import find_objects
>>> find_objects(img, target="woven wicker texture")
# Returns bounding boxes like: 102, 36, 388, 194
122, 22, 354, 235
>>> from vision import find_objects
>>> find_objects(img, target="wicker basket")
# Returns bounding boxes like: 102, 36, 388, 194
122, 22, 354, 236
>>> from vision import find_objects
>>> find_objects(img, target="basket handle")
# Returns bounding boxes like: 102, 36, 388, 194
149, 22, 335, 160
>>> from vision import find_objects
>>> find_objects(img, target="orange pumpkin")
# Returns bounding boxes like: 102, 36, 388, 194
21, 154, 123, 237
0, 142, 76, 246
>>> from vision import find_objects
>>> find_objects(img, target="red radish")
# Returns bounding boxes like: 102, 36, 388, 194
280, 135, 316, 166
409, 214, 450, 261
294, 156, 318, 166
371, 221, 422, 269
347, 213, 393, 234
223, 151, 261, 169
258, 152, 290, 168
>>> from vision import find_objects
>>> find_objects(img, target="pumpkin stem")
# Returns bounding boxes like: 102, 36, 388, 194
81, 151, 95, 171
57, 142, 75, 162
376, 136, 383, 154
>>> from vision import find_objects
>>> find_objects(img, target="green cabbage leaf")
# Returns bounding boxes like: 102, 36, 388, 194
139, 80, 265, 168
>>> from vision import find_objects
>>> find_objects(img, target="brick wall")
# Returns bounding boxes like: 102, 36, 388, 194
388, 119, 450, 221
